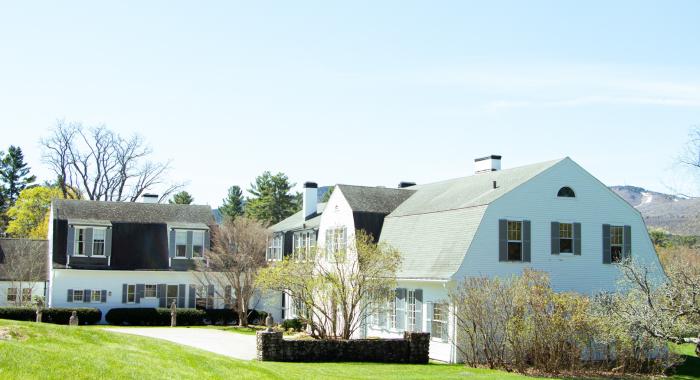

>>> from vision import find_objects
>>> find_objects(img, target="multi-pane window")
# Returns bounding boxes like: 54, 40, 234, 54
144, 284, 157, 298
407, 290, 416, 332
267, 235, 283, 261
175, 230, 188, 258
507, 221, 523, 261
73, 289, 84, 303
559, 223, 574, 253
192, 230, 205, 258
22, 288, 31, 303
126, 284, 136, 303
92, 229, 106, 256
6, 288, 17, 303
75, 228, 86, 255
610, 226, 624, 263
293, 231, 316, 260
431, 303, 448, 342
91, 289, 101, 303
388, 297, 397, 329
166, 285, 179, 307
326, 227, 347, 259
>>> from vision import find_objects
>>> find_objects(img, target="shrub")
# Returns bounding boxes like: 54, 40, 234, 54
203, 309, 237, 325
280, 318, 304, 332
247, 309, 268, 325
0, 307, 101, 325
105, 308, 206, 326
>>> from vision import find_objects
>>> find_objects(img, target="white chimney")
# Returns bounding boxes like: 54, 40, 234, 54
141, 193, 159, 204
302, 182, 318, 220
474, 155, 502, 174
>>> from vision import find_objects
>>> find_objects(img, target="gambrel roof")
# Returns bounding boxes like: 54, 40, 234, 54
380, 158, 565, 280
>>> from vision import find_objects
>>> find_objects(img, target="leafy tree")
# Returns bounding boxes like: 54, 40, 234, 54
220, 185, 244, 220
0, 145, 36, 203
6, 186, 64, 238
169, 191, 194, 205
320, 186, 334, 202
648, 228, 670, 248
245, 171, 300, 225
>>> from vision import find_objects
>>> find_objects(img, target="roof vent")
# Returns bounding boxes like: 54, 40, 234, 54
398, 181, 416, 188
474, 155, 502, 174
141, 193, 159, 204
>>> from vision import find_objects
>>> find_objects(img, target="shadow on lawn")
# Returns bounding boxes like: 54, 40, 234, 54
671, 354, 700, 380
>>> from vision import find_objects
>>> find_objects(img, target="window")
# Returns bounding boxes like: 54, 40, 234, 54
91, 290, 101, 303
166, 285, 178, 307
192, 230, 205, 258
293, 231, 316, 260
610, 226, 624, 263
431, 303, 448, 342
388, 297, 397, 329
175, 230, 187, 258
75, 228, 86, 256
507, 221, 522, 261
6, 288, 17, 303
325, 227, 346, 259
557, 186, 576, 197
559, 223, 573, 253
93, 229, 106, 256
407, 290, 416, 332
194, 285, 213, 309
126, 284, 136, 303
73, 289, 84, 303
266, 235, 283, 261
144, 284, 157, 298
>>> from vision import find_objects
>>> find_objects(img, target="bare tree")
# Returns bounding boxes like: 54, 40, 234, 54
197, 217, 269, 326
0, 239, 47, 306
40, 120, 182, 202
257, 230, 401, 339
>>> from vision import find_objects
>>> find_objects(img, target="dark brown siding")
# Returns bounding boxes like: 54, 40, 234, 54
53, 219, 68, 266
110, 222, 169, 270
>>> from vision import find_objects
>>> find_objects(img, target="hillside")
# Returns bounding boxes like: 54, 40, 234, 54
610, 186, 700, 236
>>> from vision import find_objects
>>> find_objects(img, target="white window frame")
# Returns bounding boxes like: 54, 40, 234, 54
266, 235, 283, 261
325, 227, 346, 260
507, 220, 523, 261
92, 228, 106, 257
74, 227, 87, 256
73, 289, 85, 303
175, 230, 188, 258
144, 284, 157, 298
126, 284, 136, 303
6, 287, 17, 303
407, 290, 416, 332
91, 289, 101, 303
431, 303, 448, 342
293, 231, 316, 260
559, 222, 574, 254
610, 225, 624, 263
388, 297, 397, 329
192, 230, 205, 259
166, 285, 179, 307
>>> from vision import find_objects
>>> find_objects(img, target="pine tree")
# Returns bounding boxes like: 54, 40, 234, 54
245, 171, 300, 225
0, 146, 36, 204
220, 185, 244, 220
169, 191, 194, 205
320, 186, 334, 202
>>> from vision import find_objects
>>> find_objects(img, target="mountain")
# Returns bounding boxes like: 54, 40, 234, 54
610, 186, 700, 236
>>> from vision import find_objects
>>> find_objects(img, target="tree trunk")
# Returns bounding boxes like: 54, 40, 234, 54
238, 296, 248, 327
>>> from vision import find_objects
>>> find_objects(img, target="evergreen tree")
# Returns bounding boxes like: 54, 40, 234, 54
320, 186, 334, 202
0, 146, 36, 204
220, 185, 244, 220
169, 191, 194, 205
245, 171, 300, 225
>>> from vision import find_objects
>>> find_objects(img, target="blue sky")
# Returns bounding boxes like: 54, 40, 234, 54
1, 1, 700, 206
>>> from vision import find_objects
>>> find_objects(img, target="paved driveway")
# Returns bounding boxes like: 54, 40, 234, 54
106, 327, 257, 360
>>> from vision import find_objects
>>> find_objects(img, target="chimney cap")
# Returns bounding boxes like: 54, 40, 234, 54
398, 181, 416, 188
142, 193, 158, 198
474, 155, 502, 162
303, 182, 318, 189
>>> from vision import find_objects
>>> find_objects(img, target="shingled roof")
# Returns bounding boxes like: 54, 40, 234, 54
336, 185, 415, 214
270, 203, 327, 232
52, 199, 215, 225
0, 239, 48, 281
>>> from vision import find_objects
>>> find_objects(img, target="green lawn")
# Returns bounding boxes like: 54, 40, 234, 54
0, 319, 697, 380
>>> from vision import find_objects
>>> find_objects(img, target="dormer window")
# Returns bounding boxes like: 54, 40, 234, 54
175, 230, 188, 258
192, 230, 204, 258
557, 186, 575, 198
75, 228, 86, 256
73, 226, 108, 257
93, 229, 105, 256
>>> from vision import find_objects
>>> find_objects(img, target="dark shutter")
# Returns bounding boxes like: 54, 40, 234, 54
396, 288, 406, 330
623, 225, 632, 259
105, 228, 113, 258
224, 285, 232, 308
573, 223, 582, 255
67, 225, 75, 256
169, 230, 176, 258
158, 284, 166, 307
135, 284, 144, 304
551, 222, 560, 255
186, 231, 194, 259
178, 284, 186, 308
83, 289, 90, 303
189, 284, 196, 308
122, 284, 127, 303
414, 289, 423, 332
522, 220, 531, 262
85, 228, 94, 257
67, 289, 73, 302
101, 290, 107, 303
602, 224, 611, 264
498, 219, 507, 262
207, 285, 215, 309
204, 229, 211, 252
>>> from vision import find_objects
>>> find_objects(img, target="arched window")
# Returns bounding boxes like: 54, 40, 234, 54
557, 186, 576, 198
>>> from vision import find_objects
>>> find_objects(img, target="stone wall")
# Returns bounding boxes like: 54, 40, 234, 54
256, 331, 430, 363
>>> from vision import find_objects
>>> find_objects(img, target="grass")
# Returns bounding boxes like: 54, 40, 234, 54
669, 343, 700, 380
0, 319, 698, 380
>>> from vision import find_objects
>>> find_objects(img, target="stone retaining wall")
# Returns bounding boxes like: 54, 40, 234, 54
256, 331, 430, 363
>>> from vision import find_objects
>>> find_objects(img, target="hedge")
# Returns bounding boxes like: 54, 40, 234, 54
0, 307, 102, 325
105, 308, 268, 326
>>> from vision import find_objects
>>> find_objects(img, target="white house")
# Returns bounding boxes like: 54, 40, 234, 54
0, 238, 48, 307
270, 156, 665, 363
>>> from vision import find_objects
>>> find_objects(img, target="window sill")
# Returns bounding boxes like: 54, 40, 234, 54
173, 257, 189, 260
